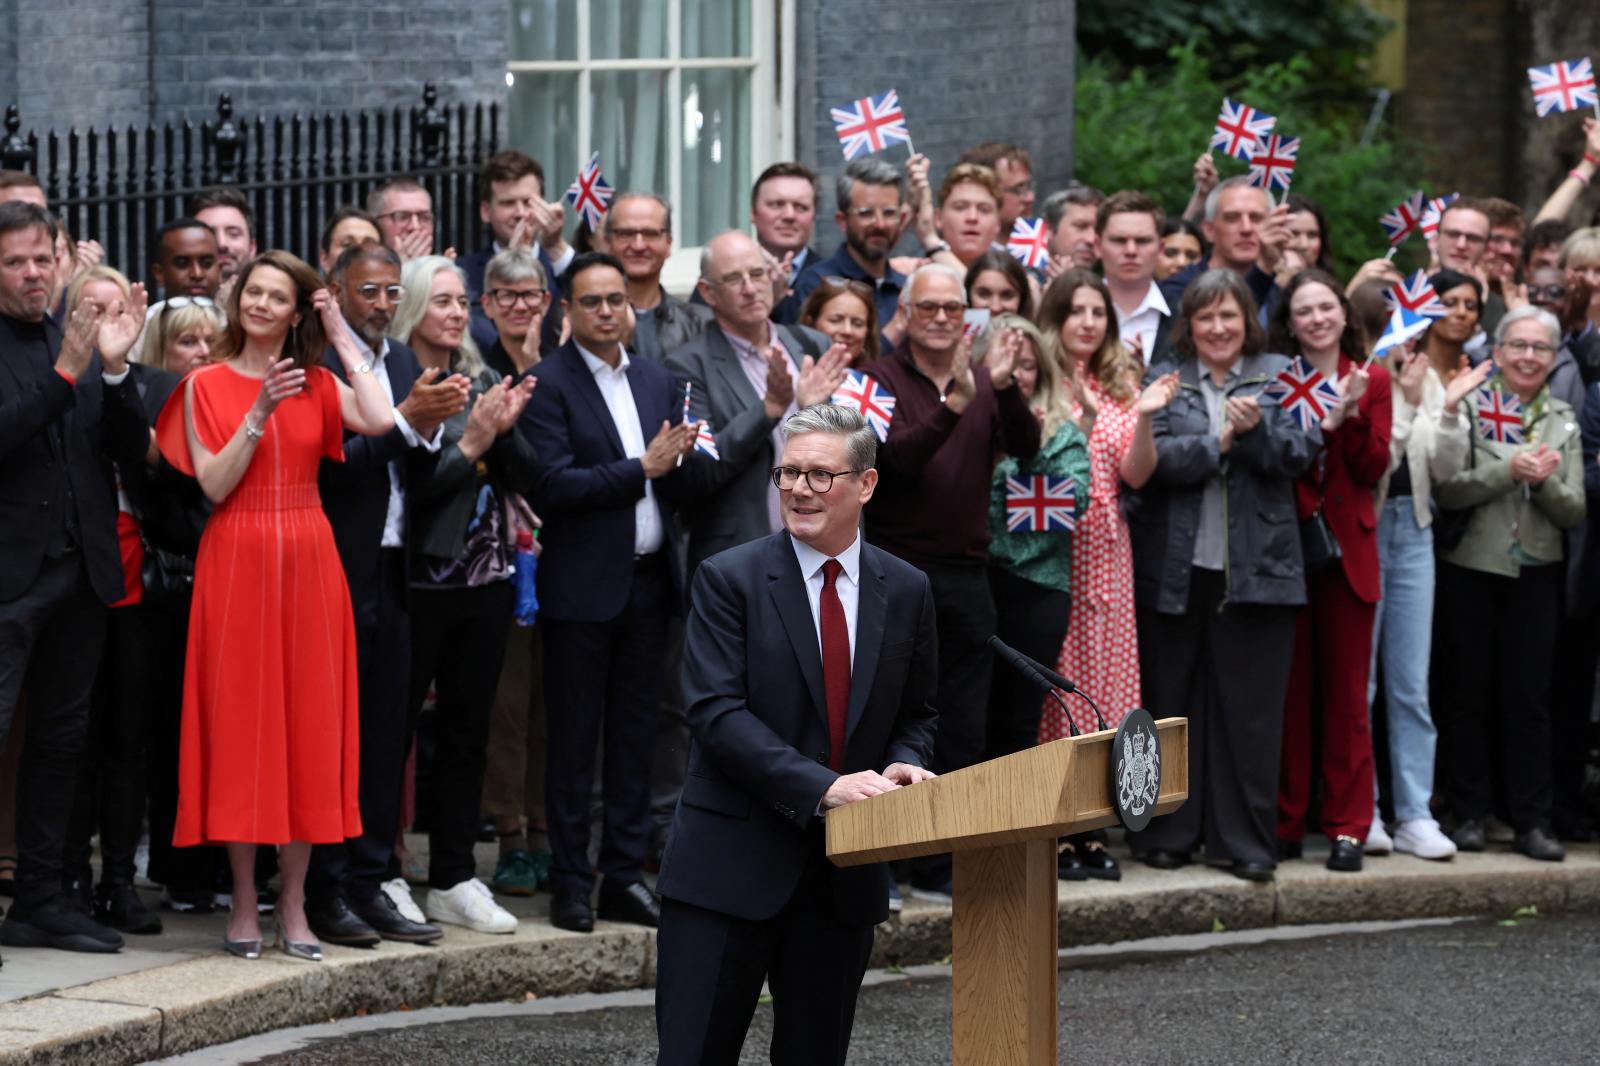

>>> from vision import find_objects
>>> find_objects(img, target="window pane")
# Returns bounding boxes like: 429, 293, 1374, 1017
681, 0, 751, 58
679, 69, 751, 244
590, 70, 671, 205
508, 72, 581, 202
590, 0, 668, 60
510, 0, 578, 61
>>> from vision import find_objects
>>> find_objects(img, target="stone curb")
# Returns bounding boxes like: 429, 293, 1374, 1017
2, 846, 1595, 1064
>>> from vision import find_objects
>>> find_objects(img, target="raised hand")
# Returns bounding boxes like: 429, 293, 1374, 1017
1323, 368, 1369, 431
762, 345, 797, 418
1192, 152, 1219, 198
507, 215, 535, 252
641, 419, 697, 478
398, 366, 472, 439
1256, 204, 1292, 273
1442, 358, 1494, 416
1135, 371, 1180, 415
1344, 258, 1405, 296
55, 301, 105, 381
1225, 394, 1263, 434
796, 341, 852, 408
250, 358, 307, 422
458, 386, 504, 461
96, 283, 149, 373
395, 227, 433, 263
986, 328, 1018, 390
530, 197, 567, 251
1397, 347, 1427, 408
519, 308, 545, 368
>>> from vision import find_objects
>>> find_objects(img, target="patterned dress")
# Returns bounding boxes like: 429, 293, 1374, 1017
1039, 377, 1142, 738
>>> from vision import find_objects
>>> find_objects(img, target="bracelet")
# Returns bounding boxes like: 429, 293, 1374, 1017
1584, 151, 1600, 167
243, 415, 265, 441
922, 240, 951, 257
352, 361, 375, 375
1572, 168, 1593, 187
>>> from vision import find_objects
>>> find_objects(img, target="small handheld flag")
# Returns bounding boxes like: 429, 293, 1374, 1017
1262, 356, 1342, 432
1384, 271, 1447, 318
1475, 388, 1524, 445
831, 368, 896, 442
565, 152, 615, 230
693, 420, 720, 460
1527, 57, 1598, 118
1210, 98, 1276, 161
1379, 191, 1427, 249
830, 89, 912, 160
1246, 134, 1299, 195
1006, 217, 1050, 271
1371, 307, 1433, 365
1420, 194, 1458, 240
1004, 475, 1077, 533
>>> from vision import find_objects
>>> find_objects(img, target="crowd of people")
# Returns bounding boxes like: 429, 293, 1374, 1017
1, 111, 1599, 964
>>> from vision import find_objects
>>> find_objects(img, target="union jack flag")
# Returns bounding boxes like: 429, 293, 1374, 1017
1384, 271, 1447, 318
1246, 134, 1299, 193
1004, 475, 1077, 533
831, 369, 896, 442
830, 90, 911, 161
1420, 193, 1458, 240
1379, 191, 1427, 247
565, 151, 615, 230
693, 420, 720, 460
1374, 306, 1433, 358
1006, 217, 1050, 270
1262, 357, 1342, 432
1210, 98, 1276, 161
1528, 57, 1598, 118
1475, 388, 1524, 445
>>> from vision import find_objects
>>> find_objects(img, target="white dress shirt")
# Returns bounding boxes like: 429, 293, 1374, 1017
790, 532, 861, 663
724, 325, 798, 533
346, 325, 443, 549
577, 342, 664, 554
1114, 281, 1171, 365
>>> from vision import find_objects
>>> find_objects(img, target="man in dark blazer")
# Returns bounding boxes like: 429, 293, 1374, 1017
655, 404, 939, 1066
306, 242, 468, 947
521, 252, 698, 934
0, 201, 150, 955
458, 150, 571, 358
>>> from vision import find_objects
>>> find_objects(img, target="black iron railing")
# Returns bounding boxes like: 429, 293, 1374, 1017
0, 84, 499, 287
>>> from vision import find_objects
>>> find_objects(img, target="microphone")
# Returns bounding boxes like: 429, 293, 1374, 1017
988, 636, 1079, 737
989, 636, 1108, 733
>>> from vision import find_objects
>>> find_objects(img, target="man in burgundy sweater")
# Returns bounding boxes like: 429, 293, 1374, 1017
863, 263, 1040, 899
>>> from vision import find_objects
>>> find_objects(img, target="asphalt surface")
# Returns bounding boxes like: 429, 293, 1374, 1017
167, 913, 1600, 1065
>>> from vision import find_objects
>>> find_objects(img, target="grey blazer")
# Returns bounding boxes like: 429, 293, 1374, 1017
665, 323, 829, 576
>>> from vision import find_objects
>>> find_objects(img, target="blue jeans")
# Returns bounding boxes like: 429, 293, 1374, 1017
1367, 497, 1438, 824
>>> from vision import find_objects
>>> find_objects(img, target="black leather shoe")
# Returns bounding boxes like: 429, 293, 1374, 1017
1057, 842, 1087, 881
96, 883, 162, 935
1277, 839, 1303, 861
1326, 836, 1363, 873
0, 896, 124, 953
597, 879, 660, 928
1078, 840, 1122, 882
350, 892, 442, 944
1139, 849, 1189, 870
64, 874, 94, 916
1231, 860, 1276, 883
305, 897, 380, 948
1452, 819, 1487, 852
550, 890, 594, 933
1512, 827, 1566, 862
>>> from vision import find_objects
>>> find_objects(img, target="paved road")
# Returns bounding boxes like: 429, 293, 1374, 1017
167, 913, 1600, 1065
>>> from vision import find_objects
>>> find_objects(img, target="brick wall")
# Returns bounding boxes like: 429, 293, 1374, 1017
8, 0, 150, 132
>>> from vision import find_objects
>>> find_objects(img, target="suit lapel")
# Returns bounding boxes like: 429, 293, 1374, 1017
846, 545, 887, 741
767, 535, 827, 722
626, 354, 664, 438
563, 346, 626, 458
706, 329, 760, 409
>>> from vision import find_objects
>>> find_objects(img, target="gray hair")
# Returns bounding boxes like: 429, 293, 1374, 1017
1204, 175, 1270, 222
904, 261, 967, 305
1495, 304, 1562, 347
834, 157, 906, 215
1040, 182, 1105, 230
389, 255, 485, 378
485, 247, 547, 290
698, 229, 759, 280
783, 403, 878, 472
602, 191, 673, 238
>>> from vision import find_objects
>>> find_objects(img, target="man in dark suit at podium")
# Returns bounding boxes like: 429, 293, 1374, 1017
655, 404, 939, 1066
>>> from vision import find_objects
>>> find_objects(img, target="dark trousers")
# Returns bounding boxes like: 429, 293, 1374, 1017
911, 564, 996, 887
648, 619, 688, 858
542, 557, 669, 897
656, 835, 874, 1066
408, 581, 514, 889
1435, 561, 1560, 833
1550, 605, 1599, 835
142, 595, 219, 894
1130, 569, 1297, 866
0, 553, 106, 906
309, 549, 411, 905
985, 566, 1071, 758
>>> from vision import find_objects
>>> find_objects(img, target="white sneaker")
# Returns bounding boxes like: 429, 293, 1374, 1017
381, 877, 428, 924
1364, 821, 1393, 855
1392, 819, 1457, 861
426, 877, 518, 934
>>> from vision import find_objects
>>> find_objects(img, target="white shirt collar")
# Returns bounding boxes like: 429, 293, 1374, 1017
576, 341, 630, 376
344, 320, 389, 364
791, 531, 862, 587
1127, 280, 1170, 319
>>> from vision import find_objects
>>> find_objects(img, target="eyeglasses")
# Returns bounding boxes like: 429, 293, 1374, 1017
1499, 339, 1557, 356
823, 275, 874, 296
610, 227, 668, 243
770, 466, 862, 493
1437, 228, 1488, 247
573, 292, 628, 311
1001, 180, 1035, 198
355, 284, 404, 303
1528, 285, 1568, 301
912, 300, 965, 320
376, 210, 434, 227
489, 288, 546, 309
712, 267, 769, 289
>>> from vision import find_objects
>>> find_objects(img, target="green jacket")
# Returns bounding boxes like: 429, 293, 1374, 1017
987, 419, 1090, 592
1434, 391, 1586, 577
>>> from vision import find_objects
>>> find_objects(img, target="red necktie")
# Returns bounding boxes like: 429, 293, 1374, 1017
820, 559, 851, 771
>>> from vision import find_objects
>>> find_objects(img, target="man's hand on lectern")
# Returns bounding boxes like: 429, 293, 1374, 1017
883, 763, 937, 786
821, 770, 900, 809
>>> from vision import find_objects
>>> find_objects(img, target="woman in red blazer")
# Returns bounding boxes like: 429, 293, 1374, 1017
1267, 270, 1393, 872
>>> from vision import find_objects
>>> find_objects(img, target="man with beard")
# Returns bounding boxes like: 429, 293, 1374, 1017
789, 159, 909, 351
186, 188, 256, 291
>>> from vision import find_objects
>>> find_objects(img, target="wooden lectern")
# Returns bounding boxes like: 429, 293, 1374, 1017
826, 718, 1189, 1065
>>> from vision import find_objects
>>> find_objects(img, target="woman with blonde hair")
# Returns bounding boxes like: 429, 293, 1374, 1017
137, 296, 224, 375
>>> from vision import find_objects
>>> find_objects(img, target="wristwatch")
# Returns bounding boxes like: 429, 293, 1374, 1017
353, 361, 375, 375
923, 240, 951, 257
243, 415, 265, 441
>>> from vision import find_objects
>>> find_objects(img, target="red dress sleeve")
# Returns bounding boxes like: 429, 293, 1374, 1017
156, 367, 233, 476
314, 366, 347, 463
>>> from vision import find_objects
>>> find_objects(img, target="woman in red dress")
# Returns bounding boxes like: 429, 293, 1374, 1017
157, 251, 394, 960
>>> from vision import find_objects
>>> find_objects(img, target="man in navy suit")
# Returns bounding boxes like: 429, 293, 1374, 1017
521, 252, 697, 933
655, 404, 939, 1066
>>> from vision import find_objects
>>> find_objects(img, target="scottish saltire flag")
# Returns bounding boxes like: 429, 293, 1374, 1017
831, 369, 896, 442
565, 152, 615, 230
693, 420, 720, 460
1374, 306, 1433, 359
1379, 191, 1427, 247
1006, 217, 1050, 270
1246, 134, 1299, 193
1384, 271, 1447, 318
1004, 475, 1077, 533
1210, 98, 1276, 161
1262, 356, 1342, 431
1420, 194, 1458, 240
1475, 388, 1524, 445
1528, 58, 1598, 117
830, 90, 911, 160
